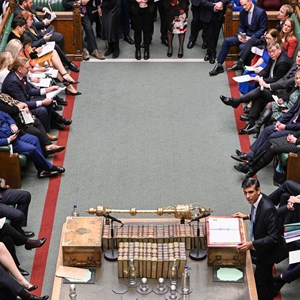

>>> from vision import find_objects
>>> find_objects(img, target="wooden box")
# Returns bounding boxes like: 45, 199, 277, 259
62, 217, 103, 267
206, 216, 247, 267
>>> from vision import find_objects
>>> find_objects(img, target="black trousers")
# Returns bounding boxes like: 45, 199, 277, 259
132, 8, 153, 49
82, 13, 98, 52
189, 5, 204, 43
255, 259, 274, 300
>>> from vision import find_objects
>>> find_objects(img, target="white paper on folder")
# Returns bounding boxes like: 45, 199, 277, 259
232, 75, 259, 83
289, 250, 300, 264
37, 41, 55, 57
46, 86, 66, 99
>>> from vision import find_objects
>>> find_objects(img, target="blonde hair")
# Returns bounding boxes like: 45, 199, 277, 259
0, 52, 13, 71
10, 57, 29, 72
5, 39, 23, 59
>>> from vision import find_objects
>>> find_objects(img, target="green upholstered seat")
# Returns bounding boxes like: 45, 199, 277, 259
34, 0, 65, 11
0, 13, 13, 52
292, 13, 300, 61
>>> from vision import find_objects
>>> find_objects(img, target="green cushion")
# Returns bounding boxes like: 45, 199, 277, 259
34, 0, 65, 11
278, 153, 289, 168
292, 13, 300, 61
0, 13, 13, 52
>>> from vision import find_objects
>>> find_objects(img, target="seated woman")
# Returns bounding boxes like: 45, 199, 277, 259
280, 18, 298, 59
0, 223, 46, 277
239, 29, 280, 95
0, 51, 13, 92
0, 110, 65, 178
0, 242, 49, 300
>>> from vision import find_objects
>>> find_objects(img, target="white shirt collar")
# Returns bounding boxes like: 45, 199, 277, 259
253, 194, 262, 209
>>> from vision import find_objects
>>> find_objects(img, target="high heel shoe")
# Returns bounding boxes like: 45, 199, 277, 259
26, 285, 38, 292
25, 238, 47, 250
61, 73, 79, 85
65, 89, 82, 96
178, 51, 183, 58
167, 46, 173, 57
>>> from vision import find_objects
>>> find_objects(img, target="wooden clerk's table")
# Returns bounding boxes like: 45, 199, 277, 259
52, 218, 258, 300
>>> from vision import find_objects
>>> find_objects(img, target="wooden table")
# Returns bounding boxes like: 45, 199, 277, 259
52, 218, 258, 300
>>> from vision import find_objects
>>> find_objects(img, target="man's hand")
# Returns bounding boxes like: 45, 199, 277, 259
237, 240, 253, 251
8, 133, 18, 143
81, 0, 89, 5
214, 2, 223, 10
287, 134, 297, 144
232, 212, 249, 220
43, 33, 52, 42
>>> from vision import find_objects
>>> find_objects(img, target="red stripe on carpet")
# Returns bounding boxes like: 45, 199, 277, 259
29, 62, 81, 295
225, 61, 281, 300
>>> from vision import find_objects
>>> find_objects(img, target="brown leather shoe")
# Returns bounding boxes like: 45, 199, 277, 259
92, 49, 105, 60
45, 144, 65, 155
47, 133, 57, 141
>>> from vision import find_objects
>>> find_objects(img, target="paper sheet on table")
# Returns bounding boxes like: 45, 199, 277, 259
46, 86, 65, 99
56, 265, 89, 280
65, 270, 92, 283
233, 75, 259, 83
289, 250, 300, 264
37, 41, 55, 57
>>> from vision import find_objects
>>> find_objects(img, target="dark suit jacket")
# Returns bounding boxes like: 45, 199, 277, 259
252, 195, 287, 264
238, 5, 267, 39
2, 72, 41, 109
199, 0, 229, 23
279, 95, 300, 131
259, 51, 293, 84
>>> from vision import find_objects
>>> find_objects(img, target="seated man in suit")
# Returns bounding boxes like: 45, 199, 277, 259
232, 178, 287, 300
209, 0, 267, 76
0, 242, 49, 300
0, 179, 33, 238
2, 57, 72, 132
220, 42, 293, 133
276, 4, 294, 32
0, 110, 65, 178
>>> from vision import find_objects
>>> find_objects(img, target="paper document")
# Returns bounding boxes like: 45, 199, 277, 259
208, 217, 241, 245
45, 68, 58, 78
251, 46, 264, 56
46, 86, 66, 99
272, 95, 288, 108
20, 109, 34, 125
244, 66, 263, 72
31, 78, 52, 88
289, 250, 300, 264
56, 266, 90, 280
0, 217, 6, 229
37, 41, 55, 57
233, 75, 259, 83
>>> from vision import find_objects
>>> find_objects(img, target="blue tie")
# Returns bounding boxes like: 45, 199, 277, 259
249, 205, 255, 241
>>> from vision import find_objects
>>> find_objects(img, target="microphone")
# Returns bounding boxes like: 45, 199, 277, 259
188, 213, 211, 225
103, 213, 124, 226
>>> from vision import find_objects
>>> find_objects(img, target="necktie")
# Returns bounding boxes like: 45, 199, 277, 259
21, 78, 26, 88
270, 60, 276, 78
249, 205, 256, 241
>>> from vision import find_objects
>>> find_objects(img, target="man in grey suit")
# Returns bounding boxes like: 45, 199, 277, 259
232, 178, 287, 300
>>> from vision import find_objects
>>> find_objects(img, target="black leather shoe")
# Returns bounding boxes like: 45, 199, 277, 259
144, 49, 150, 60
239, 123, 252, 134
135, 49, 141, 60
27, 285, 38, 292
187, 41, 195, 49
209, 64, 224, 76
56, 97, 68, 106
246, 168, 256, 178
209, 57, 216, 64
124, 35, 134, 45
18, 267, 29, 276
161, 38, 168, 47
228, 62, 243, 71
104, 48, 113, 56
220, 95, 239, 108
243, 106, 250, 114
59, 117, 72, 125
68, 62, 79, 72
112, 48, 120, 59
202, 41, 207, 49
242, 124, 260, 135
53, 103, 63, 111
234, 163, 250, 174
240, 114, 249, 121
23, 231, 35, 238
178, 52, 183, 58
204, 53, 210, 61
25, 238, 47, 250
52, 166, 65, 174
235, 149, 245, 157
231, 154, 251, 163
38, 170, 59, 178
52, 122, 65, 130
29, 295, 49, 300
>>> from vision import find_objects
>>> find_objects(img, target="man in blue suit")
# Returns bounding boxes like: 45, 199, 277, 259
209, 0, 267, 76
0, 111, 65, 178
